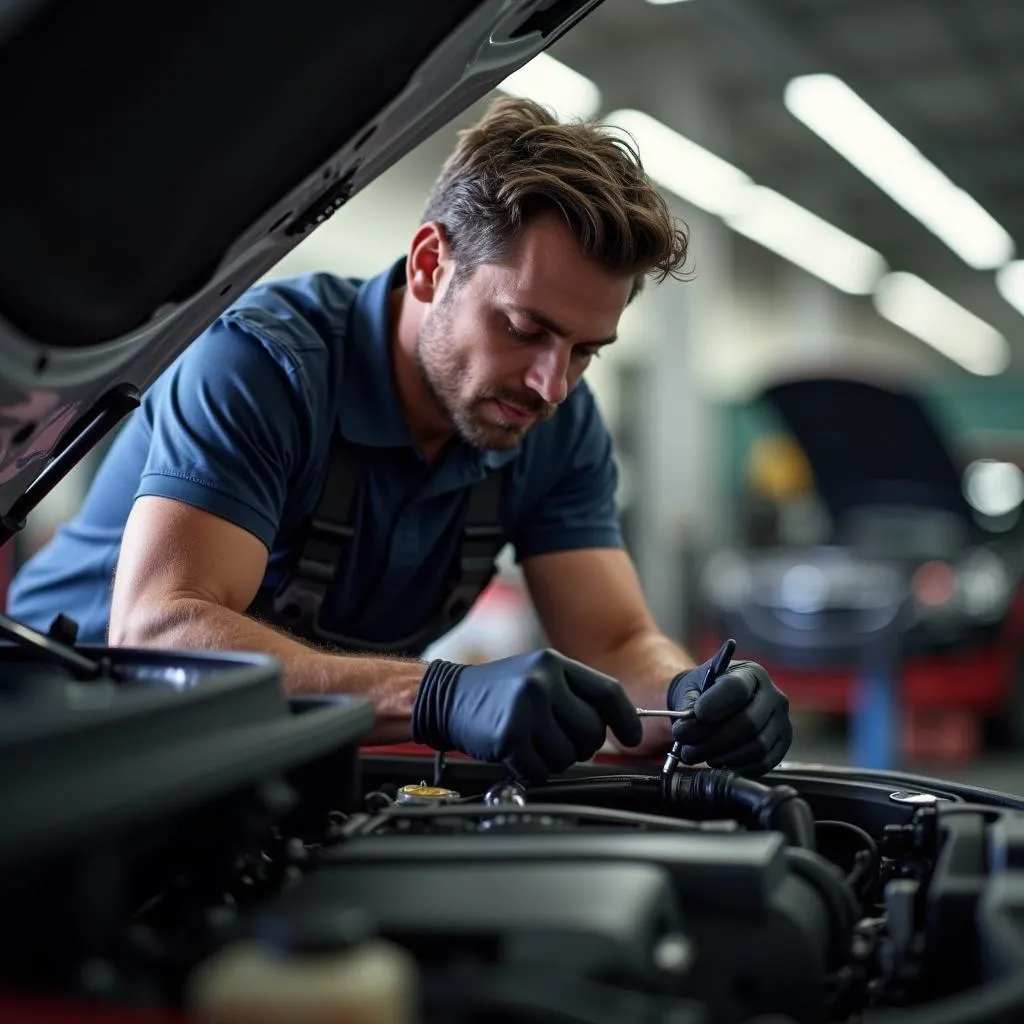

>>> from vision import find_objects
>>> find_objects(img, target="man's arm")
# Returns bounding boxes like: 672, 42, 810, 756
108, 495, 424, 743
521, 546, 696, 754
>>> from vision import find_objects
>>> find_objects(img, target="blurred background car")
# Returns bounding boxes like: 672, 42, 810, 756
696, 374, 1024, 769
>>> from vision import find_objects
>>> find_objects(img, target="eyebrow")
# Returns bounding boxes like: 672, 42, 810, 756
508, 304, 618, 347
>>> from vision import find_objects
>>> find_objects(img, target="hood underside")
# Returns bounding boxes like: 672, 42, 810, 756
760, 376, 974, 525
0, 0, 603, 529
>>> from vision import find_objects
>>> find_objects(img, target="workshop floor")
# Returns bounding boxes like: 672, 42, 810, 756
787, 712, 1024, 797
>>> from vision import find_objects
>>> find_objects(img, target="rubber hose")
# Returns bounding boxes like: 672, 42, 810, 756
526, 776, 662, 802
668, 770, 817, 851
545, 775, 663, 786
530, 771, 816, 851
784, 846, 860, 970
767, 790, 818, 851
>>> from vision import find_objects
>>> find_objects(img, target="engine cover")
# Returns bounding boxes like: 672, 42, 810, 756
264, 861, 681, 989
259, 829, 834, 1024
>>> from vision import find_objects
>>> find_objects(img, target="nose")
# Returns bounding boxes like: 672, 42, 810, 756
524, 345, 571, 406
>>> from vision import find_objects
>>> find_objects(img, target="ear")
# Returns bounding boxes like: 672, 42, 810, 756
406, 221, 452, 303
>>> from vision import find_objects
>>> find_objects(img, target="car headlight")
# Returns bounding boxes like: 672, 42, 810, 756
957, 548, 1012, 621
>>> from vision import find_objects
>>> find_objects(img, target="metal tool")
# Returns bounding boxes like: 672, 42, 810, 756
636, 708, 695, 720
661, 638, 737, 786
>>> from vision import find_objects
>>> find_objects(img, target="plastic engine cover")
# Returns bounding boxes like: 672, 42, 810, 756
258, 829, 833, 1023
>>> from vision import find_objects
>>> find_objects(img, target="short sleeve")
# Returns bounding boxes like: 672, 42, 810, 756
135, 315, 312, 551
511, 388, 625, 561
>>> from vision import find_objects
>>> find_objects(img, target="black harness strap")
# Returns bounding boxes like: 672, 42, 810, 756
260, 438, 506, 656
431, 460, 504, 627
293, 441, 360, 586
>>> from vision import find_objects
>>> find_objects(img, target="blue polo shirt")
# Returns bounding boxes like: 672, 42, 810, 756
6, 260, 624, 647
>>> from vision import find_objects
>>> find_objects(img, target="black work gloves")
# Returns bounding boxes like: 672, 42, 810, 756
667, 657, 792, 777
412, 648, 643, 783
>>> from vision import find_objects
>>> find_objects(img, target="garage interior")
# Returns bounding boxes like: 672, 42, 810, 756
7, 0, 1024, 793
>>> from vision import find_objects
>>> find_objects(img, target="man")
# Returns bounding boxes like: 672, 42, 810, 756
8, 97, 792, 782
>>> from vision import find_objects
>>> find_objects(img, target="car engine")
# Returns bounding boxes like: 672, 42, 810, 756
2, 646, 1024, 1024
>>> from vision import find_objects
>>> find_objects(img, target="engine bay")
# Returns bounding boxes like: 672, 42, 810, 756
3, 649, 1024, 1024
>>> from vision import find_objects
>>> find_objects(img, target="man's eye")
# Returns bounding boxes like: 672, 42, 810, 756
576, 347, 602, 360
507, 320, 541, 340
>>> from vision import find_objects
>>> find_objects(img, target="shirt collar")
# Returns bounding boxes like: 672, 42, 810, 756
337, 258, 413, 448
337, 257, 519, 473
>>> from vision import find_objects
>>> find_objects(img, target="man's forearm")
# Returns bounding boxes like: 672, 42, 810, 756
586, 629, 697, 753
110, 597, 425, 743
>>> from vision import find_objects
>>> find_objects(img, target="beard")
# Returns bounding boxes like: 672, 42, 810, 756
414, 301, 556, 451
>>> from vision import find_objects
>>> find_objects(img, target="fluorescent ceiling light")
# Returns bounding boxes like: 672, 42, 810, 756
873, 271, 1010, 376
606, 109, 885, 294
726, 185, 887, 295
996, 260, 1024, 318
784, 74, 1015, 270
497, 52, 601, 122
645, 0, 693, 4
605, 108, 752, 218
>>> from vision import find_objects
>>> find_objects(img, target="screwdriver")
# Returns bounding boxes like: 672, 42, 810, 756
660, 637, 737, 785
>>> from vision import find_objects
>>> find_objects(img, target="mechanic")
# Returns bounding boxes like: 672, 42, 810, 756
7, 97, 792, 783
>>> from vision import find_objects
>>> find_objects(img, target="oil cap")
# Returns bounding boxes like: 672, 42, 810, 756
396, 782, 460, 805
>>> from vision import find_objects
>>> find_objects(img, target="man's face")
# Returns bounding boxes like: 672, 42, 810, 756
414, 213, 633, 450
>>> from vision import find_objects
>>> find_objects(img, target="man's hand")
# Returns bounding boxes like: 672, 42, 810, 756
412, 648, 643, 783
667, 657, 792, 777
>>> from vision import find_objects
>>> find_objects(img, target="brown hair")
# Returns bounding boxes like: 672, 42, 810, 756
422, 96, 690, 301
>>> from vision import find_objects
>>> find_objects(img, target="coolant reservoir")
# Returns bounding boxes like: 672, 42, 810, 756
187, 910, 417, 1024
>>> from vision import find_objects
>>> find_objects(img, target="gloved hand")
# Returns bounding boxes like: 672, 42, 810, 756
412, 648, 643, 783
667, 657, 792, 777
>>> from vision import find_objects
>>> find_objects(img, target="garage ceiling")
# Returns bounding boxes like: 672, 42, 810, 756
548, 0, 1024, 356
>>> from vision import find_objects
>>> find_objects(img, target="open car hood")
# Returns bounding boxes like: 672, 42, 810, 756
760, 376, 974, 525
0, 0, 603, 539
